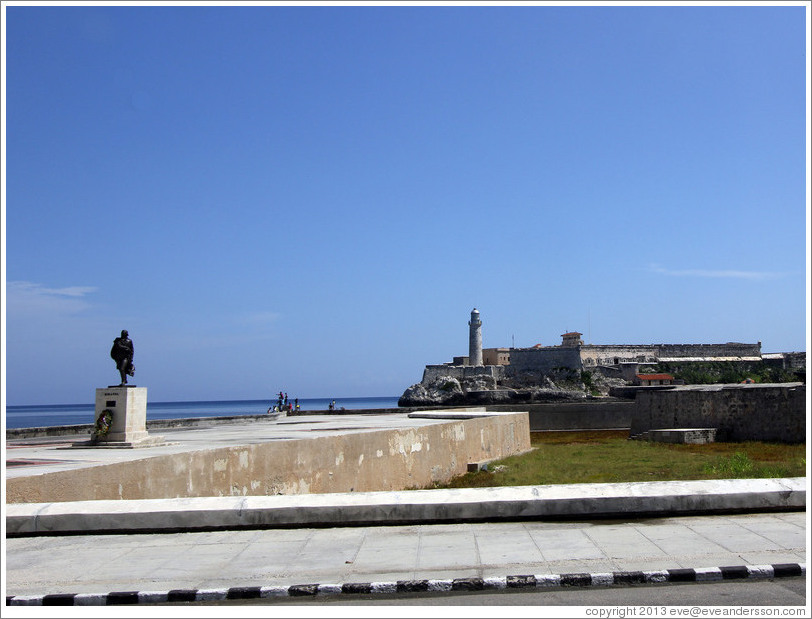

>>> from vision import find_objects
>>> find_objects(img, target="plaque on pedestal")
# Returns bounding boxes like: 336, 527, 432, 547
72, 386, 166, 448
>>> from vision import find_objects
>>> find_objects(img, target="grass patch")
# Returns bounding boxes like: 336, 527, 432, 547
432, 430, 806, 489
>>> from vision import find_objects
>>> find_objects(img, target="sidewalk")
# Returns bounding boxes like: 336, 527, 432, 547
5, 511, 806, 604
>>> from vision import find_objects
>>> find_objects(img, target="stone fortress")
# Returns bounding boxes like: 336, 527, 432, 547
399, 308, 805, 407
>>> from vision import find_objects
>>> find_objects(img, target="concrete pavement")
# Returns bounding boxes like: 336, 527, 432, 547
5, 512, 806, 604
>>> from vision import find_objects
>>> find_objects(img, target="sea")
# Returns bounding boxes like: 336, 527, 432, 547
5, 396, 401, 430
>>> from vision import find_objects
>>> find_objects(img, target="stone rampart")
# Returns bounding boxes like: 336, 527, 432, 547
6, 412, 531, 504
762, 352, 807, 370
580, 343, 762, 367
630, 383, 805, 443
421, 364, 504, 385
784, 352, 807, 369
507, 347, 583, 373
656, 342, 762, 358
580, 346, 658, 367
503, 343, 762, 373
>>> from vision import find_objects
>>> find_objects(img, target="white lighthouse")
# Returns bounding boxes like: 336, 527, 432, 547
468, 308, 483, 366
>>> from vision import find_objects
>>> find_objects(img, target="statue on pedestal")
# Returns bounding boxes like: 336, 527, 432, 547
110, 330, 135, 386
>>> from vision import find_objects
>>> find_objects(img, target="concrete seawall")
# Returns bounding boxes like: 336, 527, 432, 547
6, 411, 531, 504
484, 400, 636, 431
630, 383, 806, 443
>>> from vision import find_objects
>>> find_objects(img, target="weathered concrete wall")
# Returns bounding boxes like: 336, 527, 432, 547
630, 383, 805, 443
6, 413, 531, 504
527, 401, 634, 431
485, 401, 635, 431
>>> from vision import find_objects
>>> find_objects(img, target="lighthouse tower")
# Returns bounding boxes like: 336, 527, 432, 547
468, 308, 483, 366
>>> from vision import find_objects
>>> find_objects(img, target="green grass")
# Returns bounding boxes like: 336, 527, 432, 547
431, 430, 806, 489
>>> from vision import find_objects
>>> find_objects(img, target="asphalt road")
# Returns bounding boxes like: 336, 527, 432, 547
197, 577, 807, 608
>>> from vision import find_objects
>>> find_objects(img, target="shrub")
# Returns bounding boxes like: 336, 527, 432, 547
704, 452, 754, 476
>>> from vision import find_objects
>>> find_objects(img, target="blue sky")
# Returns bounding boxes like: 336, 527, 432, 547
2, 2, 809, 406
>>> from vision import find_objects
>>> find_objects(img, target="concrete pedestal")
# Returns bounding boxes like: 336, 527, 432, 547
647, 428, 718, 445
74, 387, 165, 448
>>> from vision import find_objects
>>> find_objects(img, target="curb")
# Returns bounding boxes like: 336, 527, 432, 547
7, 478, 806, 537
6, 563, 805, 605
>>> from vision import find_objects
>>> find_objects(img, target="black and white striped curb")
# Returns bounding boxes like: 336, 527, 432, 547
6, 563, 805, 605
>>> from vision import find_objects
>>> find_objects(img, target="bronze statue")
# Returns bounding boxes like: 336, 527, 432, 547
110, 330, 135, 386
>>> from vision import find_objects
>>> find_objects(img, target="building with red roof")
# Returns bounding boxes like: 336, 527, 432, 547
635, 373, 675, 386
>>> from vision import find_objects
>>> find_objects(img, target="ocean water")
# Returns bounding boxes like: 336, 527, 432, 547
5, 396, 401, 430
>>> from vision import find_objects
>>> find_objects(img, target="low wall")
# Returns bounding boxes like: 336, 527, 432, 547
485, 401, 635, 431
630, 383, 805, 443
6, 413, 531, 504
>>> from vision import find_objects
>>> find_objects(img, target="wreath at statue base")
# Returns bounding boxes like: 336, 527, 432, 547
90, 409, 114, 445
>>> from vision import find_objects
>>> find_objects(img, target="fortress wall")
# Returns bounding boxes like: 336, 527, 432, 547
630, 383, 805, 443
762, 352, 807, 370
508, 348, 583, 373
5, 413, 530, 504
421, 364, 504, 385
579, 343, 762, 366
421, 343, 768, 380
656, 343, 762, 358
579, 346, 658, 367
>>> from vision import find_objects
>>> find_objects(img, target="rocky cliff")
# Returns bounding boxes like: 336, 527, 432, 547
398, 368, 626, 407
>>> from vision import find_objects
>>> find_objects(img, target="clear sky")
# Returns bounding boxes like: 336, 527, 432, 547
2, 2, 809, 406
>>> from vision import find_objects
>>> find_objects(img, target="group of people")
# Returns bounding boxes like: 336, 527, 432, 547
266, 393, 345, 414
270, 391, 299, 414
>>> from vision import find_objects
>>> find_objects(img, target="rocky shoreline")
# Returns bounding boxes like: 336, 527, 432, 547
398, 369, 627, 407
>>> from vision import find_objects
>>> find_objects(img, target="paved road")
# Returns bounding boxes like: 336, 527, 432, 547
203, 577, 807, 607
6, 511, 805, 604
